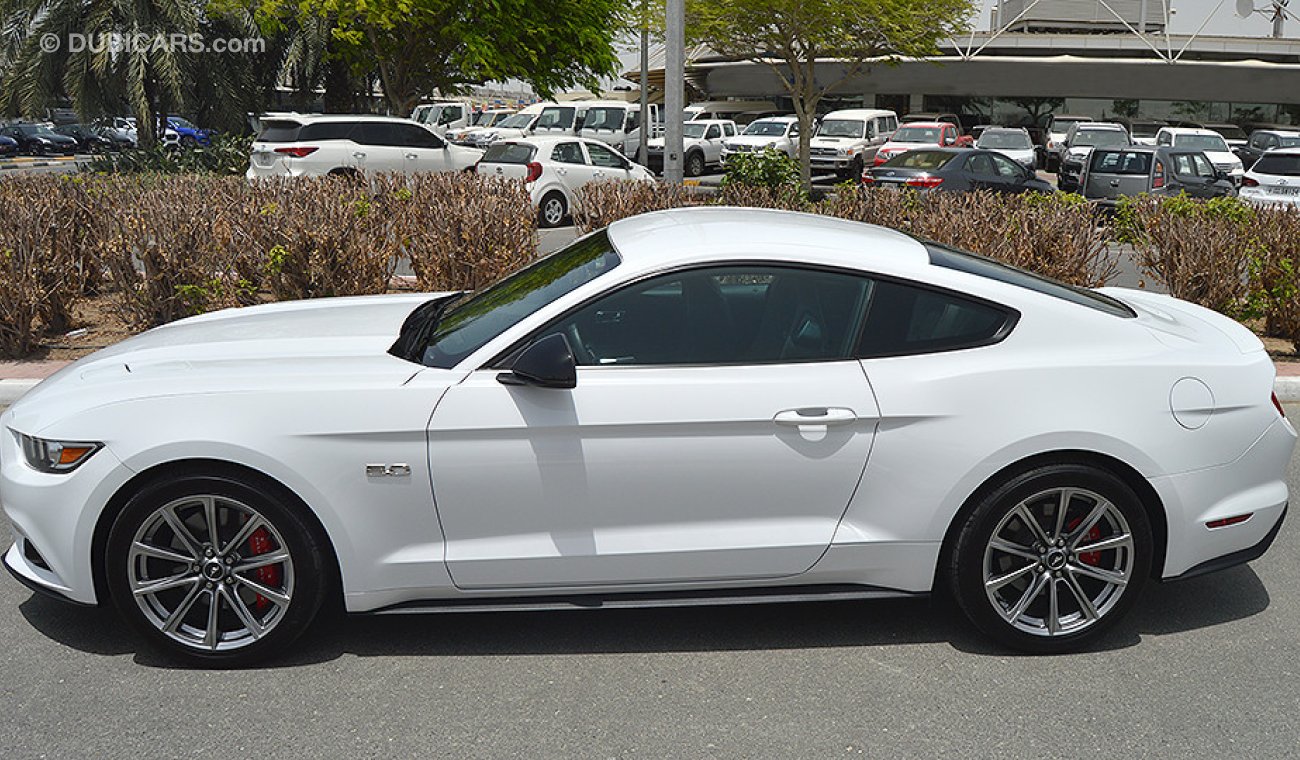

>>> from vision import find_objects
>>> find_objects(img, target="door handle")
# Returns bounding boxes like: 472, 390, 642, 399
405, 153, 418, 160
352, 152, 366, 159
774, 407, 857, 427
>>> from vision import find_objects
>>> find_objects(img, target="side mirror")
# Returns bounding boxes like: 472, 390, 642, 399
497, 333, 577, 389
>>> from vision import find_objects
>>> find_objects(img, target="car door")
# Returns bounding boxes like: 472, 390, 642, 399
584, 141, 633, 184
702, 123, 723, 163
989, 152, 1034, 193
396, 123, 451, 174
550, 141, 598, 196
1191, 152, 1232, 197
1170, 152, 1214, 197
964, 152, 1001, 191
427, 264, 880, 588
348, 122, 404, 172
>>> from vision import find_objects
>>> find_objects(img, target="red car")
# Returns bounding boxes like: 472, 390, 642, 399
872, 122, 968, 167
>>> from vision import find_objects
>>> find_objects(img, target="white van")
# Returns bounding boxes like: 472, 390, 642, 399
577, 100, 662, 157
456, 103, 547, 148
410, 101, 473, 136
532, 103, 593, 137
808, 108, 898, 178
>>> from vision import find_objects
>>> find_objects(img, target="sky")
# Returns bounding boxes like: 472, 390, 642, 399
972, 0, 1292, 36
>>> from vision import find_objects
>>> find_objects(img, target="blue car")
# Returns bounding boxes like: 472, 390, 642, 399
167, 116, 211, 147
0, 133, 18, 157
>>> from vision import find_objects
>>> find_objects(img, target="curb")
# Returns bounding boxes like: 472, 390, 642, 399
0, 156, 83, 171
2, 376, 1298, 407
0, 379, 40, 406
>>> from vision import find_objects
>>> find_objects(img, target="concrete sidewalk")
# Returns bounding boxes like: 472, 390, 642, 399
2, 358, 1298, 406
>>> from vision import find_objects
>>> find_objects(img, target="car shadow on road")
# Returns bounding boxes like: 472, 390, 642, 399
14, 563, 1270, 668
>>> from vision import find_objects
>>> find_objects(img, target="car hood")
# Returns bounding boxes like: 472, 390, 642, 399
9, 294, 452, 431
1200, 150, 1241, 166
727, 135, 789, 146
810, 136, 864, 146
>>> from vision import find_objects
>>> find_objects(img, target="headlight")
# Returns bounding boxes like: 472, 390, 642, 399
14, 431, 101, 473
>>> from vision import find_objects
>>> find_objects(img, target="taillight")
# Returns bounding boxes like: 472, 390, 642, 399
1153, 160, 1164, 188
274, 146, 318, 158
1243, 176, 1259, 187
525, 161, 543, 183
873, 152, 889, 166
1273, 392, 1287, 418
861, 175, 876, 185
905, 175, 944, 188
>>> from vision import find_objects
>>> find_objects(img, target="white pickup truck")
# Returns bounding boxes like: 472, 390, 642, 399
644, 119, 738, 176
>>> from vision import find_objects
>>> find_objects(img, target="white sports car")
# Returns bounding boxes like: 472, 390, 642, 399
2, 208, 1294, 665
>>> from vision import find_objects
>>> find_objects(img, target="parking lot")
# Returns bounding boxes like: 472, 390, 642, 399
1, 401, 1295, 758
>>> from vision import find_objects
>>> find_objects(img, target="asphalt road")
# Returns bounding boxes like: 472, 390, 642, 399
1, 403, 1296, 758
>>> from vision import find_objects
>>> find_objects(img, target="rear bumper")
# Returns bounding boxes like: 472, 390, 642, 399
1152, 416, 1297, 579
1167, 505, 1286, 581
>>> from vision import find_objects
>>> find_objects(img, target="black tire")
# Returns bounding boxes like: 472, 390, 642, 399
538, 190, 567, 228
685, 150, 706, 178
946, 464, 1151, 654
181, 135, 198, 149
105, 473, 330, 667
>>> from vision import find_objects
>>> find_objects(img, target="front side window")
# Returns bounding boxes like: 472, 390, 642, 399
583, 107, 626, 131
547, 266, 873, 366
705, 125, 721, 139
420, 232, 621, 369
398, 124, 443, 149
585, 142, 626, 168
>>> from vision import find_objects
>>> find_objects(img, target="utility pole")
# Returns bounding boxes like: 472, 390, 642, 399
664, 0, 685, 184
639, 0, 649, 166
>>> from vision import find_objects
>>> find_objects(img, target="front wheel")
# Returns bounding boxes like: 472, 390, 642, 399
947, 465, 1152, 653
685, 151, 706, 178
105, 473, 330, 666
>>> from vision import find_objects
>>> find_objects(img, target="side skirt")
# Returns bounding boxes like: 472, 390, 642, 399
367, 584, 922, 616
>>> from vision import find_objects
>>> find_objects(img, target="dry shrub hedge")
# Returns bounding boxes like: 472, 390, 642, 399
572, 180, 706, 233
0, 176, 96, 356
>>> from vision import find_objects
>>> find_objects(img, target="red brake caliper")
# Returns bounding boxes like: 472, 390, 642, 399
247, 526, 281, 612
1065, 517, 1103, 566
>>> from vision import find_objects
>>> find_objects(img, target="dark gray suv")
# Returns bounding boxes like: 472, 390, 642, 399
1082, 146, 1236, 208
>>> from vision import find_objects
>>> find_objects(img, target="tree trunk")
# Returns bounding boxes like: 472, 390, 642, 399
791, 89, 817, 194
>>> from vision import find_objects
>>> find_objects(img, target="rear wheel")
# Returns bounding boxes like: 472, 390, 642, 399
948, 464, 1151, 653
539, 191, 567, 228
106, 473, 329, 666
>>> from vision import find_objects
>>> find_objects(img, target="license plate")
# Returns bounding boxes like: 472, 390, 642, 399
1269, 186, 1300, 196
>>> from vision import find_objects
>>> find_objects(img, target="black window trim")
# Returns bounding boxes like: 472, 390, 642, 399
484, 259, 1020, 370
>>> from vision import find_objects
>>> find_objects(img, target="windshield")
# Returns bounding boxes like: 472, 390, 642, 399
583, 107, 627, 131
1052, 118, 1087, 134
683, 123, 709, 139
170, 117, 197, 129
882, 151, 956, 170
497, 113, 533, 129
1251, 154, 1300, 176
1209, 125, 1247, 140
1173, 134, 1230, 152
419, 231, 621, 368
977, 131, 1032, 149
18, 125, 56, 136
891, 126, 941, 143
743, 121, 788, 136
536, 107, 576, 130
818, 119, 865, 138
1073, 130, 1128, 148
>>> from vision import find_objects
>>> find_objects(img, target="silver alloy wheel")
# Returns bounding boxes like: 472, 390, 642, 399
542, 195, 565, 226
983, 487, 1134, 637
127, 494, 295, 652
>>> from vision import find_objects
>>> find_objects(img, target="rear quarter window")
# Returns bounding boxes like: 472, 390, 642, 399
858, 279, 1014, 358
256, 121, 303, 142
481, 143, 537, 164
926, 242, 1136, 318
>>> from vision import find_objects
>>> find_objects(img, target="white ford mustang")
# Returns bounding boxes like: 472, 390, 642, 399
2, 207, 1294, 665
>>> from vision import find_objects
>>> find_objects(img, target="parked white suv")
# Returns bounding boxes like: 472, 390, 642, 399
1155, 126, 1244, 184
578, 100, 662, 158
645, 119, 737, 176
474, 136, 653, 228
721, 116, 800, 164
808, 108, 898, 178
246, 115, 483, 179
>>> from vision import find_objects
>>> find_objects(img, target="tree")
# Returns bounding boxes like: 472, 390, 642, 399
1009, 97, 1065, 127
688, 0, 974, 189
280, 0, 630, 115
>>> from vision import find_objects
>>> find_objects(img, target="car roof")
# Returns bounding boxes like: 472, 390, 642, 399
750, 115, 799, 123
1256, 129, 1300, 136
979, 127, 1030, 134
1160, 127, 1220, 136
1257, 146, 1300, 155
1075, 122, 1126, 131
895, 122, 948, 128
263, 114, 425, 126
499, 135, 614, 148
606, 207, 927, 273
822, 109, 896, 119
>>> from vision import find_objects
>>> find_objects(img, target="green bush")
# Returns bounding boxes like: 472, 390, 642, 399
722, 148, 803, 193
85, 134, 255, 176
